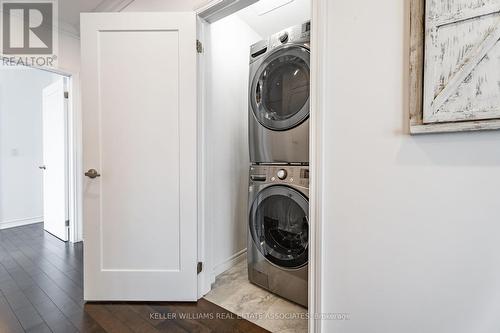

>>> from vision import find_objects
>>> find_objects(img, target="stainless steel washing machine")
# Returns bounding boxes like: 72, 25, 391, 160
248, 21, 311, 164
248, 165, 309, 307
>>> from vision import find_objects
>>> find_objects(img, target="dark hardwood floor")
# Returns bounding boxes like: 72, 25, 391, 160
0, 223, 269, 333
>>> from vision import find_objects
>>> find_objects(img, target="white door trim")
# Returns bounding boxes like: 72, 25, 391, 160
66, 71, 83, 243
0, 59, 84, 243
195, 1, 327, 332
196, 17, 213, 298
309, 0, 327, 332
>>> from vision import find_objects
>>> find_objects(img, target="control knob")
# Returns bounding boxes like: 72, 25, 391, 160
277, 169, 287, 180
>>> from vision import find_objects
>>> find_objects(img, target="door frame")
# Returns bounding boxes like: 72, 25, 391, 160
195, 1, 327, 332
39, 67, 82, 244
0, 58, 83, 243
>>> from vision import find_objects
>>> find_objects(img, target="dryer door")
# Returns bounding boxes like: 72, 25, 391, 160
251, 45, 310, 131
249, 185, 309, 269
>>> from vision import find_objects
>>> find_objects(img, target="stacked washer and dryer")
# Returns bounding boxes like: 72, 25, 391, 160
247, 21, 311, 307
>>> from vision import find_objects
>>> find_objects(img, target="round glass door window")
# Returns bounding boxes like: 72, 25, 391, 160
251, 46, 310, 131
249, 186, 309, 269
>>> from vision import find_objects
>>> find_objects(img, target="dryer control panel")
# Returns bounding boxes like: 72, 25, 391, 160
268, 21, 311, 49
249, 20, 311, 63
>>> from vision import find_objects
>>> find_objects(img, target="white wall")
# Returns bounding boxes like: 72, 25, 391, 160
0, 68, 60, 229
321, 1, 500, 332
58, 33, 81, 74
205, 15, 262, 276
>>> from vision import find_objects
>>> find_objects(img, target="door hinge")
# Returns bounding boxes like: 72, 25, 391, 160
196, 40, 203, 54
197, 262, 203, 274
65, 220, 70, 227
64, 91, 69, 99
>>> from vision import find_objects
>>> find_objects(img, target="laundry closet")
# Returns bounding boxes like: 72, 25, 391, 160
198, 0, 311, 331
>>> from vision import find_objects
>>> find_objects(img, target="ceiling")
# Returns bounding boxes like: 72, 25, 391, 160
236, 0, 311, 37
58, 0, 135, 36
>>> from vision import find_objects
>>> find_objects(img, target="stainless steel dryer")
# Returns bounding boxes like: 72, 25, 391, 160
248, 165, 309, 307
248, 21, 311, 164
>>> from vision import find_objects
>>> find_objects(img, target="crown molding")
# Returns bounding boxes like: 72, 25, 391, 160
93, 0, 136, 12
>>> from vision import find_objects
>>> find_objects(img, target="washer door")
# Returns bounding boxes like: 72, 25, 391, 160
251, 45, 310, 131
249, 185, 309, 269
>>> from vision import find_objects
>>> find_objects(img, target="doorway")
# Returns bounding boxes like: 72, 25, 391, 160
0, 62, 78, 243
196, 0, 312, 331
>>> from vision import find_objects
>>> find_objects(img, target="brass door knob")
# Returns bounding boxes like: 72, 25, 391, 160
85, 169, 101, 179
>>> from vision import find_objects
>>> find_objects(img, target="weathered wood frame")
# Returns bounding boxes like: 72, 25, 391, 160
409, 0, 500, 134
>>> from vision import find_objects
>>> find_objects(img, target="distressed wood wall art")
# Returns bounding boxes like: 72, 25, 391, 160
410, 0, 500, 134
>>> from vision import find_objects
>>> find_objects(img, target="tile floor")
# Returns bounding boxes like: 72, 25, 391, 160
204, 260, 308, 333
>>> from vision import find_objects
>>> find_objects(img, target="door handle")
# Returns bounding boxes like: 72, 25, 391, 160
39, 166, 46, 170
85, 169, 101, 179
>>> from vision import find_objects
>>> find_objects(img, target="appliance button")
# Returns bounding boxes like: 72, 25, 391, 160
277, 169, 287, 180
279, 32, 289, 43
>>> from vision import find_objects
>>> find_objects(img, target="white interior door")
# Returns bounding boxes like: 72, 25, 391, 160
81, 12, 198, 301
42, 78, 69, 241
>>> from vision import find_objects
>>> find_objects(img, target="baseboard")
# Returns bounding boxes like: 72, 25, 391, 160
213, 248, 247, 277
0, 216, 43, 230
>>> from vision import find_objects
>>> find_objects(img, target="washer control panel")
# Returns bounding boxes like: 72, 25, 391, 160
249, 165, 309, 188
